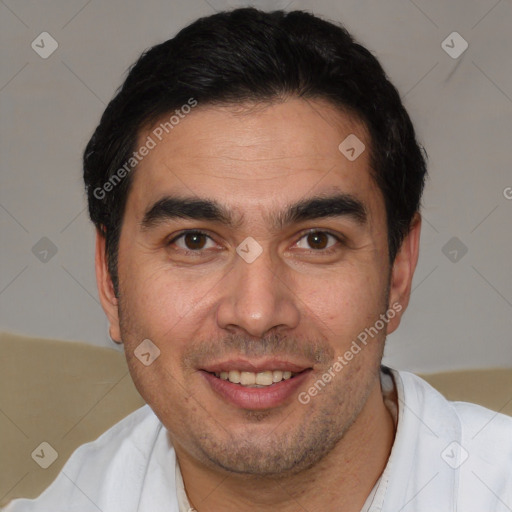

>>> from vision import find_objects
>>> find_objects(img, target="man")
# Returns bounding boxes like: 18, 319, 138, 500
5, 7, 511, 512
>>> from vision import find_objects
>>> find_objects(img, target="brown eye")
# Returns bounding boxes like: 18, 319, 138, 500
169, 231, 216, 252
295, 231, 341, 252
183, 232, 207, 250
307, 232, 329, 249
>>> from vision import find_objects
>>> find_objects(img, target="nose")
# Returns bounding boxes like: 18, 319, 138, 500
216, 246, 300, 338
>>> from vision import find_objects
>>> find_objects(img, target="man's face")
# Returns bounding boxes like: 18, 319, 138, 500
101, 98, 409, 476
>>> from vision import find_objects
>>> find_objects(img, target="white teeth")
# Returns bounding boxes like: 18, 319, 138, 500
240, 371, 256, 385
256, 371, 273, 385
228, 370, 240, 383
214, 369, 298, 386
272, 370, 283, 382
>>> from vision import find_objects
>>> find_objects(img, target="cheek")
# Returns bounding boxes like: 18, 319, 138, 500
303, 265, 388, 340
118, 263, 219, 391
121, 258, 215, 328
306, 264, 383, 308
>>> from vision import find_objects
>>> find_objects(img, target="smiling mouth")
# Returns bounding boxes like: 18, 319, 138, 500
207, 369, 304, 387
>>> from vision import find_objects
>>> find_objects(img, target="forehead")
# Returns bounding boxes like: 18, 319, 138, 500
127, 98, 381, 221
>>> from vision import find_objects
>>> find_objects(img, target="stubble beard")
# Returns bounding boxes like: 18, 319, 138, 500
185, 356, 381, 478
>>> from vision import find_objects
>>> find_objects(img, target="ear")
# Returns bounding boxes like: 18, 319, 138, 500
95, 229, 122, 344
386, 213, 421, 334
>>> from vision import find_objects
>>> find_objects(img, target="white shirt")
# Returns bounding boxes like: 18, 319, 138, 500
4, 367, 512, 511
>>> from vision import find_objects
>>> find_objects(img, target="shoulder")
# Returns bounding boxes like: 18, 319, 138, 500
65, 403, 162, 465
3, 404, 163, 512
394, 368, 512, 440
451, 398, 512, 500
389, 368, 512, 509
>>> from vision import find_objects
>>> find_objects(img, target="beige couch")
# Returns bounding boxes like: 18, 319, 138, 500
1, 331, 511, 506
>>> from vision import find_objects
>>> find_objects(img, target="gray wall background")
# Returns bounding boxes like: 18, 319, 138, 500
1, 0, 511, 373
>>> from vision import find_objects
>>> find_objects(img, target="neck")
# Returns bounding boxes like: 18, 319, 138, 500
176, 376, 396, 512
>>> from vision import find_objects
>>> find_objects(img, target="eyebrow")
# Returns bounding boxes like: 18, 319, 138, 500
141, 193, 367, 231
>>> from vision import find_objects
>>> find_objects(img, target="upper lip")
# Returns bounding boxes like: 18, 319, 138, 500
200, 358, 311, 373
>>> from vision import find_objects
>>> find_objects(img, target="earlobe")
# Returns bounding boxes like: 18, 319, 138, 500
109, 326, 123, 345
386, 213, 422, 334
95, 229, 122, 343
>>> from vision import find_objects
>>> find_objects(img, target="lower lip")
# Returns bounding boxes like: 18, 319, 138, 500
201, 370, 311, 410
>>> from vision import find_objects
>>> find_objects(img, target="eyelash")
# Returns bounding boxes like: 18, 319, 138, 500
166, 229, 345, 256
